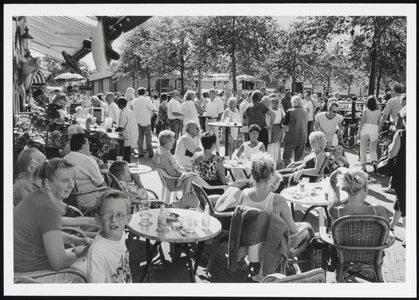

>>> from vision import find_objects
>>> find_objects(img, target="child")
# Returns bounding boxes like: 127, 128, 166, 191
87, 190, 132, 283
270, 97, 286, 169
328, 145, 349, 172
109, 161, 148, 211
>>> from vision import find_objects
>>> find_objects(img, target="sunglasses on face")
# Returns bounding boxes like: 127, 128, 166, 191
100, 212, 128, 221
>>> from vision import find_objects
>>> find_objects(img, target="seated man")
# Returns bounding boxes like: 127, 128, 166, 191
13, 147, 46, 207
175, 120, 202, 170
64, 133, 106, 209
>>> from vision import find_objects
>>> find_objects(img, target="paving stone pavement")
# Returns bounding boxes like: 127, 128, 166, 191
128, 132, 406, 283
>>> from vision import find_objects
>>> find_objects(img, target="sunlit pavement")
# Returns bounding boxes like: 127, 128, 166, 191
129, 133, 406, 283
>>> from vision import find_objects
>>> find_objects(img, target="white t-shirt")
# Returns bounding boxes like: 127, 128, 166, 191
119, 107, 139, 147
315, 112, 343, 144
87, 231, 131, 283
181, 101, 199, 127
168, 99, 182, 120
107, 102, 120, 125
239, 100, 251, 133
63, 152, 104, 208
304, 99, 315, 121
205, 97, 224, 118
175, 132, 200, 169
133, 96, 155, 126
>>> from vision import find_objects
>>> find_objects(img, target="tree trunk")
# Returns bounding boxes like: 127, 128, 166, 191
376, 66, 382, 99
180, 55, 185, 96
198, 67, 202, 97
368, 23, 381, 96
232, 50, 237, 95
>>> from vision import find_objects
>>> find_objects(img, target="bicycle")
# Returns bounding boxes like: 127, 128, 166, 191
379, 121, 394, 154
340, 122, 360, 149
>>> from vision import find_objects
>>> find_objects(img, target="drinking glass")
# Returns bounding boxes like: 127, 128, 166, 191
184, 213, 196, 233
298, 179, 305, 193
225, 117, 230, 123
141, 200, 151, 211
189, 207, 199, 226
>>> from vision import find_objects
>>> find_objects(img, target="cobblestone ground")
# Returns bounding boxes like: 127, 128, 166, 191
129, 132, 406, 283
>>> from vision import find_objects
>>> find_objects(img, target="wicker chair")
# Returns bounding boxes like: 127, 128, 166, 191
14, 267, 88, 283
192, 182, 234, 273
319, 215, 395, 282
262, 268, 326, 283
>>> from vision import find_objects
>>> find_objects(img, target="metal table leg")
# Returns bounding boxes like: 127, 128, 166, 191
140, 240, 161, 283
184, 244, 196, 283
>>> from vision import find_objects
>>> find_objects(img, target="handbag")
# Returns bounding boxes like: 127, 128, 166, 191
376, 149, 395, 176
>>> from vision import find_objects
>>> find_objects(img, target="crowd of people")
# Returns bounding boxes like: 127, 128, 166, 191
14, 81, 406, 283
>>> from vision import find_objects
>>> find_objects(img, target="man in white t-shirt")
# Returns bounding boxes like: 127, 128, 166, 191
205, 88, 224, 154
105, 92, 120, 125
133, 87, 156, 158
314, 100, 344, 147
379, 83, 404, 129
304, 92, 316, 145
175, 121, 202, 170
64, 134, 106, 208
239, 91, 252, 142
167, 90, 184, 154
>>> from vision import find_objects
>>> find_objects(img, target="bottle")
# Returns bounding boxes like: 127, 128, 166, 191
202, 204, 210, 228
157, 205, 166, 230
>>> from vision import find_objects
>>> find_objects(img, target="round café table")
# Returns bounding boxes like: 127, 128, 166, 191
128, 163, 152, 175
280, 181, 348, 230
207, 121, 242, 157
223, 160, 251, 181
129, 208, 222, 283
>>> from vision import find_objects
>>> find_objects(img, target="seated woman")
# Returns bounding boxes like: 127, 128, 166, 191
238, 153, 313, 281
14, 158, 91, 274
192, 132, 228, 195
109, 160, 148, 210
236, 124, 266, 160
276, 131, 328, 192
327, 167, 388, 222
327, 145, 349, 173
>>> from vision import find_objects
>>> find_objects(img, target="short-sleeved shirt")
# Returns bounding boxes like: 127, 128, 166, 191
14, 190, 62, 272
315, 112, 344, 144
239, 100, 251, 133
87, 231, 131, 283
107, 102, 120, 125
175, 132, 200, 169
168, 99, 182, 120
382, 96, 403, 122
64, 152, 105, 208
133, 96, 155, 126
283, 107, 309, 145
304, 99, 315, 121
119, 107, 139, 147
244, 102, 270, 129
13, 173, 40, 207
205, 97, 224, 118
153, 146, 182, 190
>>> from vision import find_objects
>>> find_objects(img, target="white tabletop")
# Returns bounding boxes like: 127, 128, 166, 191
128, 163, 152, 174
129, 208, 222, 244
281, 182, 348, 207
207, 121, 242, 128
223, 160, 251, 170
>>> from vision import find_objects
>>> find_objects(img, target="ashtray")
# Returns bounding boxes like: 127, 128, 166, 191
166, 212, 179, 222
156, 227, 170, 233
171, 222, 182, 230
294, 192, 304, 200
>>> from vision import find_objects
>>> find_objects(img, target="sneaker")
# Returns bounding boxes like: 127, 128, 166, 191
382, 187, 396, 194
138, 153, 145, 158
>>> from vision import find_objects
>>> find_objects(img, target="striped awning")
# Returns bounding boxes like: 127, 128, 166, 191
32, 70, 52, 86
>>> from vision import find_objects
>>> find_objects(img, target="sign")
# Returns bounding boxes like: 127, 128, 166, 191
313, 84, 324, 93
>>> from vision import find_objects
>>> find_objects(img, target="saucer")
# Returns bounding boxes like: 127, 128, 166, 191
140, 221, 153, 226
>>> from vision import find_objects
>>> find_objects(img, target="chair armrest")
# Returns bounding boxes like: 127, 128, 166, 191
71, 186, 111, 196
213, 211, 234, 218
62, 227, 88, 238
157, 168, 180, 180
14, 267, 88, 283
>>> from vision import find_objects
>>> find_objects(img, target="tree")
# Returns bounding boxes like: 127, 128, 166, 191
201, 16, 279, 93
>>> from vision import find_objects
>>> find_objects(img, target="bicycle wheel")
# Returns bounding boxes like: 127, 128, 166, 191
379, 130, 393, 153
341, 125, 357, 149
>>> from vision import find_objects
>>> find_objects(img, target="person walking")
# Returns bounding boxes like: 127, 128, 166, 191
167, 90, 184, 154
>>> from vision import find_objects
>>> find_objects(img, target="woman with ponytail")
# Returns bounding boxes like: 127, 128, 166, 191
327, 167, 388, 222
14, 158, 91, 273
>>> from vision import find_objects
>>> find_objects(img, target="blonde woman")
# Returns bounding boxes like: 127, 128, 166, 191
181, 90, 203, 134
125, 87, 136, 111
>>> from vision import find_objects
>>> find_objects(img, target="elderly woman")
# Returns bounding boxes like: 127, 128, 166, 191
14, 158, 91, 274
192, 132, 228, 195
221, 97, 241, 154
153, 130, 199, 208
181, 90, 203, 134
327, 167, 388, 222
238, 153, 312, 281
276, 131, 328, 192
244, 90, 276, 150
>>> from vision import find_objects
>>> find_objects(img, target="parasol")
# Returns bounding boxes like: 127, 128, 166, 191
236, 74, 255, 81
54, 72, 85, 82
